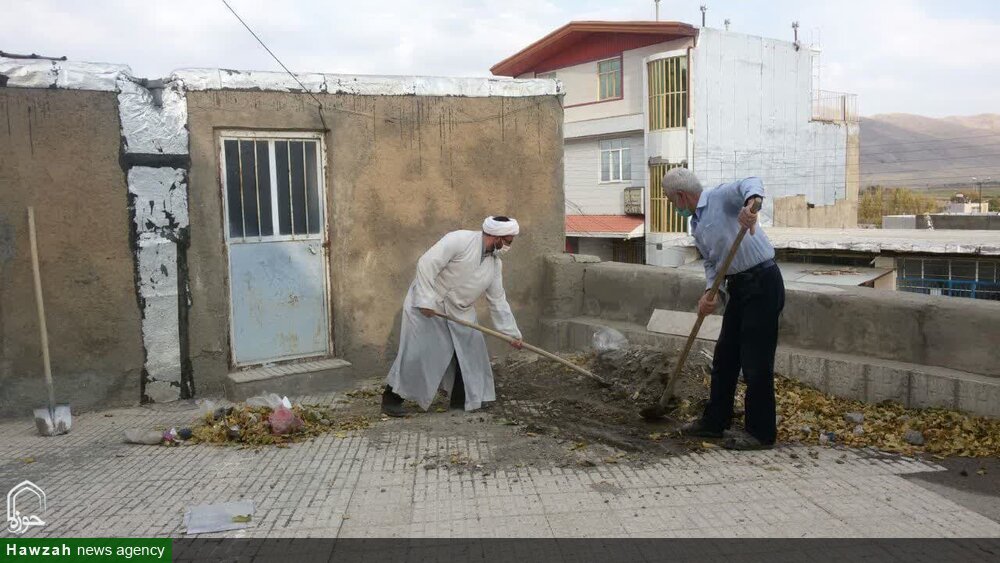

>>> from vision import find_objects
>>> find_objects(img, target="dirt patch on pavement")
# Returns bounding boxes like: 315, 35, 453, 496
490, 347, 714, 458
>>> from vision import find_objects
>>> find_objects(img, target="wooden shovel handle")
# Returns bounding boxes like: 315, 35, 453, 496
28, 207, 56, 410
433, 311, 611, 387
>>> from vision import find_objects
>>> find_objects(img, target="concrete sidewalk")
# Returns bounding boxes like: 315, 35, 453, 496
1, 394, 998, 539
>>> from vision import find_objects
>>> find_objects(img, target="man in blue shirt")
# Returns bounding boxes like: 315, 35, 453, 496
662, 168, 785, 450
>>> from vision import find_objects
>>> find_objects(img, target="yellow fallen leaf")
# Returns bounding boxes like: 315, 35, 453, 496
20, 457, 35, 464
648, 433, 662, 441
700, 441, 718, 449
335, 431, 348, 439
977, 468, 987, 475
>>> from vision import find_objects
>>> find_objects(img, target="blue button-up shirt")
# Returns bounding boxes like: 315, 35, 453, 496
691, 177, 775, 290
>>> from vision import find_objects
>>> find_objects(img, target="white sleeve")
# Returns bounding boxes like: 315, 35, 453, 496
412, 232, 463, 310
485, 258, 522, 340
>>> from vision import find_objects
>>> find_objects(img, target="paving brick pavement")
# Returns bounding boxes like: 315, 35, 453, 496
1, 394, 998, 539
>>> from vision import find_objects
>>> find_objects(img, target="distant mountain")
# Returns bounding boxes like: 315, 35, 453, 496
860, 113, 1000, 189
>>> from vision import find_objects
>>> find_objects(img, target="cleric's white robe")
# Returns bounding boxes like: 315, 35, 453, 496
386, 230, 522, 411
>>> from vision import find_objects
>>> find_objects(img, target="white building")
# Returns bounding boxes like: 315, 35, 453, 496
492, 21, 860, 265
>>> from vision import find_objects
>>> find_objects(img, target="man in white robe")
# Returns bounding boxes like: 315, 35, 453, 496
382, 216, 524, 416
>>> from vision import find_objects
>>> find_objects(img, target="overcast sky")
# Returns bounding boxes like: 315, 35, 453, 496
3, 0, 998, 117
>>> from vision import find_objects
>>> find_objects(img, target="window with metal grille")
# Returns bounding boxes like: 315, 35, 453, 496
600, 138, 631, 182
222, 137, 323, 241
648, 162, 689, 233
598, 58, 622, 100
647, 56, 688, 130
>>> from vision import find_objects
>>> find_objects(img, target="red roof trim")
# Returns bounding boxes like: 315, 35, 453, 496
491, 21, 698, 77
566, 215, 644, 235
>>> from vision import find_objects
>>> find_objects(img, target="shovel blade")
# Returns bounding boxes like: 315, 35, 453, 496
34, 405, 71, 436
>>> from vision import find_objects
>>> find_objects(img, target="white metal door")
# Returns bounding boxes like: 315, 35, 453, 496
220, 132, 330, 366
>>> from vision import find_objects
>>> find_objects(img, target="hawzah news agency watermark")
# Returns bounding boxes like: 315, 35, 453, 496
5, 480, 168, 560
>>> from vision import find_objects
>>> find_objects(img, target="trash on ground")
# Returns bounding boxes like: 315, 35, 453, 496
592, 327, 628, 353
190, 394, 373, 447
124, 429, 163, 445
268, 407, 303, 435
183, 501, 255, 535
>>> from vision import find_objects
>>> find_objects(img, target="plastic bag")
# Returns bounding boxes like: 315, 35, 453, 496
196, 399, 217, 417
592, 327, 627, 353
246, 393, 290, 410
269, 407, 303, 435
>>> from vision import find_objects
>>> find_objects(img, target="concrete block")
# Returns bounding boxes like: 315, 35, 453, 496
223, 361, 358, 402
957, 377, 1000, 418
788, 353, 827, 392
646, 310, 722, 341
824, 358, 867, 401
908, 371, 958, 410
866, 364, 910, 405
773, 347, 792, 376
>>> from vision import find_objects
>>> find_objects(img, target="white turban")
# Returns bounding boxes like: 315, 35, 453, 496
482, 216, 520, 237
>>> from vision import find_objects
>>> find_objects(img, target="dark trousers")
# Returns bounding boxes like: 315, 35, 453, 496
701, 262, 785, 444
450, 354, 465, 407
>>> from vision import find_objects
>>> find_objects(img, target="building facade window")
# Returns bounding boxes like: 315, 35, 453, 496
648, 161, 689, 233
600, 138, 631, 183
598, 58, 622, 100
647, 56, 688, 130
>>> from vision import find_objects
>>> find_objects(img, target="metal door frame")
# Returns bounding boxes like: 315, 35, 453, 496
217, 129, 332, 367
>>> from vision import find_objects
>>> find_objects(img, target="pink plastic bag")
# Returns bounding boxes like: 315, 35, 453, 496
268, 407, 303, 435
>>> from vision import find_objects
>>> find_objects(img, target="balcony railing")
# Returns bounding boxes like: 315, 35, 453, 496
812, 90, 859, 123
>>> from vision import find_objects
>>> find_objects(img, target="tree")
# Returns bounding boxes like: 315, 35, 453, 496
858, 186, 942, 227
990, 197, 1000, 213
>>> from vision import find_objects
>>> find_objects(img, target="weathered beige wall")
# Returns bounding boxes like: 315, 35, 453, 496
773, 195, 858, 229
0, 89, 144, 417
185, 91, 564, 394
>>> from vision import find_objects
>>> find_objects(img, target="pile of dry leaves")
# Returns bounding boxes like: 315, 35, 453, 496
773, 376, 1000, 457
190, 403, 372, 447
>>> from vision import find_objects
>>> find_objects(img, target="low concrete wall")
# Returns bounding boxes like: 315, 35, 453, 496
544, 255, 1000, 378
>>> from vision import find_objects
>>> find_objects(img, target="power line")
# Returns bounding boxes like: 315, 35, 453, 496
218, 0, 554, 128
220, 0, 328, 130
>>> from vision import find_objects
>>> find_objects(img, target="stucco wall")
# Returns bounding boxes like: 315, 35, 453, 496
185, 91, 564, 395
0, 89, 144, 417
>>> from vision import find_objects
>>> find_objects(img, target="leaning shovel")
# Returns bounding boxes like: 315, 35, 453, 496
28, 207, 71, 436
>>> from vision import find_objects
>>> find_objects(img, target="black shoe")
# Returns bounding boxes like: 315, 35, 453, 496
722, 429, 773, 450
381, 386, 406, 418
679, 419, 724, 439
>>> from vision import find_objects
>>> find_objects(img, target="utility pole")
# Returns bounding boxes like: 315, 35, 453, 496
700, 5, 707, 27
973, 177, 993, 212
724, 18, 730, 31
655, 0, 661, 21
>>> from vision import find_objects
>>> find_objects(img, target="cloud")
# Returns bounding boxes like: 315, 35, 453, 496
2, 0, 996, 116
